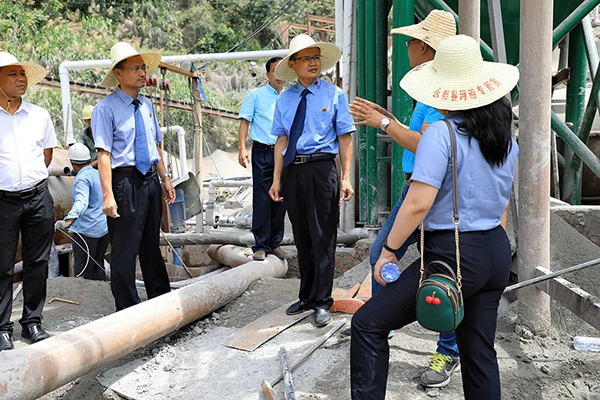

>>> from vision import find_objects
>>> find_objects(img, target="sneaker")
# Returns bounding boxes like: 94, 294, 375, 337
419, 352, 460, 388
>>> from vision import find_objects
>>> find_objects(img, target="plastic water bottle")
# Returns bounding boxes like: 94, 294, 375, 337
573, 336, 600, 352
381, 262, 402, 283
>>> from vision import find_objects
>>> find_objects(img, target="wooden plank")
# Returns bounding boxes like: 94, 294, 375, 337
261, 380, 278, 400
224, 302, 312, 352
332, 283, 360, 300
535, 266, 600, 331
355, 270, 372, 302
158, 61, 199, 78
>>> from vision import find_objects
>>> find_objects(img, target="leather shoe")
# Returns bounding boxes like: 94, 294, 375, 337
0, 332, 14, 351
21, 324, 50, 343
271, 247, 288, 259
315, 307, 331, 327
286, 301, 310, 315
253, 250, 266, 261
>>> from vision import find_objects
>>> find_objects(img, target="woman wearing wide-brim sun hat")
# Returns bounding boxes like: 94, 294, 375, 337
351, 35, 520, 400
101, 42, 161, 87
274, 34, 342, 81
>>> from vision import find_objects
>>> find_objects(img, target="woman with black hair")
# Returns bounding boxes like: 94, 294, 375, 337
350, 35, 519, 400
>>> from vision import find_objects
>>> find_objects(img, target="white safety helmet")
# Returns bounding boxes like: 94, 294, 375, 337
68, 143, 91, 164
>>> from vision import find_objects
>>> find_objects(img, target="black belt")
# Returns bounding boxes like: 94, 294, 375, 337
292, 153, 336, 165
0, 179, 47, 200
114, 164, 158, 176
253, 141, 275, 152
405, 172, 412, 181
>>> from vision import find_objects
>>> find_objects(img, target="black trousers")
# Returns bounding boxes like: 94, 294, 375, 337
351, 226, 511, 400
0, 185, 54, 332
284, 159, 339, 309
251, 145, 286, 253
72, 232, 109, 281
108, 169, 170, 311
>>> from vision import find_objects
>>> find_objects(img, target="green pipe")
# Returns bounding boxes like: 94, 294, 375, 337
424, 0, 495, 61
551, 111, 600, 180
552, 0, 600, 49
375, 0, 389, 216
365, 2, 378, 226
562, 25, 587, 204
582, 16, 599, 78
357, 0, 367, 223
391, 0, 414, 205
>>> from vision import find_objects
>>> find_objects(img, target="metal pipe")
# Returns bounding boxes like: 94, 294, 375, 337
365, 2, 378, 226
552, 0, 600, 49
160, 126, 188, 179
551, 111, 600, 179
459, 0, 480, 41
562, 24, 588, 204
357, 0, 367, 224
518, 0, 553, 335
207, 244, 253, 267
582, 16, 599, 79
391, 0, 413, 206
0, 256, 288, 400
487, 0, 507, 63
374, 0, 388, 219
335, 0, 344, 50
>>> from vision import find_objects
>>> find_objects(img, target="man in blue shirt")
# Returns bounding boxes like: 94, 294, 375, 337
238, 57, 287, 261
349, 10, 460, 389
92, 42, 175, 311
55, 144, 108, 280
269, 35, 355, 327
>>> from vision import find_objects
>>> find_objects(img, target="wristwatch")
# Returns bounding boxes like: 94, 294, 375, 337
160, 173, 172, 182
383, 237, 401, 253
380, 117, 391, 132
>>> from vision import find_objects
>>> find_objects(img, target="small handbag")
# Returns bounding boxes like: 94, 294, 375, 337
415, 119, 464, 333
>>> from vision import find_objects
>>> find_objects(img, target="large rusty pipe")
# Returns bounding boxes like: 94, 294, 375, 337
207, 244, 253, 267
0, 257, 288, 400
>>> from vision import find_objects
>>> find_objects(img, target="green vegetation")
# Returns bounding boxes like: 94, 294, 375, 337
0, 0, 334, 156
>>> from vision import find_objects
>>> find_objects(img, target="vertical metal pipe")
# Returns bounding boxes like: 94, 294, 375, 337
391, 0, 413, 206
582, 15, 599, 80
458, 0, 480, 41
518, 0, 552, 335
562, 25, 588, 204
487, 0, 507, 63
357, 0, 367, 224
374, 0, 389, 219
365, 2, 378, 226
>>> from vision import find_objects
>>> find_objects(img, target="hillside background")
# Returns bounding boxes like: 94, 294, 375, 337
0, 0, 334, 157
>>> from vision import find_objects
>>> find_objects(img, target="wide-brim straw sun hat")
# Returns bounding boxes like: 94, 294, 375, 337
400, 35, 519, 111
391, 10, 456, 50
101, 42, 161, 87
274, 34, 342, 81
0, 52, 47, 87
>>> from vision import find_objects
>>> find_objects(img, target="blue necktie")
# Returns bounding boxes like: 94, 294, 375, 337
132, 99, 151, 175
284, 88, 310, 167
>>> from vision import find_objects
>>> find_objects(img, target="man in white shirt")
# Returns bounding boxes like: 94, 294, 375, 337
0, 53, 57, 350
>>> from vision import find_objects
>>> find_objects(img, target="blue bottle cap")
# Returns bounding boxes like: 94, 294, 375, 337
381, 262, 401, 283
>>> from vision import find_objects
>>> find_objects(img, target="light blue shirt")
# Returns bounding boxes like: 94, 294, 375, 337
238, 84, 279, 145
92, 87, 162, 168
271, 78, 355, 155
412, 118, 518, 232
65, 165, 108, 238
403, 102, 444, 173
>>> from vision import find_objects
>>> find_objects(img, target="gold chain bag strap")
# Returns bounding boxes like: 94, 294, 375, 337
415, 119, 464, 333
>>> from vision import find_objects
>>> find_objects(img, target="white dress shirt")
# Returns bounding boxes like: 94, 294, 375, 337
0, 101, 58, 191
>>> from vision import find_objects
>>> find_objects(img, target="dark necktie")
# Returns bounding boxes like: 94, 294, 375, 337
283, 88, 310, 166
132, 99, 151, 175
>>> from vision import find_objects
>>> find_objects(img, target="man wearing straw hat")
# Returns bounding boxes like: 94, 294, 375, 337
269, 34, 355, 327
75, 104, 98, 168
350, 10, 461, 388
93, 42, 175, 311
0, 52, 57, 349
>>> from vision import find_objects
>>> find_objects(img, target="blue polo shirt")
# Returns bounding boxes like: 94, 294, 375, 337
403, 102, 444, 173
92, 87, 162, 168
65, 165, 108, 238
238, 84, 279, 145
412, 118, 518, 231
271, 78, 355, 155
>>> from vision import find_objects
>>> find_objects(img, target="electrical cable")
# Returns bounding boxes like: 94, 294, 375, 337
56, 228, 107, 278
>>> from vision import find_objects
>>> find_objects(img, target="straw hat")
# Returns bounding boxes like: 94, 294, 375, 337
391, 10, 456, 50
274, 34, 342, 81
101, 42, 161, 87
0, 52, 47, 86
400, 35, 519, 111
82, 105, 94, 120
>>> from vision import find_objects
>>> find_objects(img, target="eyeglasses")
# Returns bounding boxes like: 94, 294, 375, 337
405, 38, 416, 47
119, 65, 148, 73
291, 55, 323, 63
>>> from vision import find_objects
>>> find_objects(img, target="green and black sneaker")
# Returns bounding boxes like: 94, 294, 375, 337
419, 352, 460, 388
